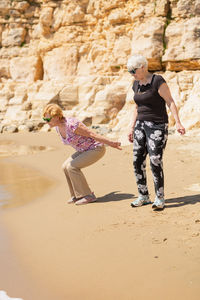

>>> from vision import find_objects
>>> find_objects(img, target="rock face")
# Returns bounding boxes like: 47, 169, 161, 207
0, 0, 200, 141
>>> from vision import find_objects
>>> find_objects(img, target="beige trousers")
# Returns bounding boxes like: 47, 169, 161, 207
62, 146, 106, 199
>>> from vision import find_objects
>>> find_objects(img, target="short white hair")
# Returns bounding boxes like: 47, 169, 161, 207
127, 54, 148, 71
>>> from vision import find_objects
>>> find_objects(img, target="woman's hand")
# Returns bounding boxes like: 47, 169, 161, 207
128, 129, 134, 143
176, 123, 186, 135
108, 141, 122, 150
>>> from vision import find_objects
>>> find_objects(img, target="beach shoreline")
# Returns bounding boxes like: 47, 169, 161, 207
0, 132, 200, 300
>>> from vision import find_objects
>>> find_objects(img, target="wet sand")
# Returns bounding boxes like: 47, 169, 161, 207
0, 131, 200, 300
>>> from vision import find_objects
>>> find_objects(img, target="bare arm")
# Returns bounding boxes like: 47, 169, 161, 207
74, 123, 122, 150
128, 105, 138, 143
158, 83, 185, 135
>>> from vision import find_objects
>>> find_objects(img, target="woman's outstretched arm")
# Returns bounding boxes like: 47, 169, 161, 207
75, 124, 122, 150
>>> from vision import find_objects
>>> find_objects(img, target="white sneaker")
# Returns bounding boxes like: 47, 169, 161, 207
152, 197, 165, 209
131, 195, 151, 207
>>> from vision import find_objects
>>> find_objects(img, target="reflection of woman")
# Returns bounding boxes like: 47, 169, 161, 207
127, 54, 185, 210
43, 104, 122, 205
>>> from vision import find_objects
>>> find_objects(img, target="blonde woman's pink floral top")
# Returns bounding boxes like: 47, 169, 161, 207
56, 118, 103, 152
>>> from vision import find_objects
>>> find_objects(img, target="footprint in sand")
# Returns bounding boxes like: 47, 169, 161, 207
152, 238, 168, 244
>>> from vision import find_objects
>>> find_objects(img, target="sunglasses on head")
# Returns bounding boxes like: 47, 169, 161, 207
43, 117, 52, 122
128, 68, 138, 74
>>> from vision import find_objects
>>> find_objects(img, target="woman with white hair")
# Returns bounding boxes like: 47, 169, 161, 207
127, 54, 185, 210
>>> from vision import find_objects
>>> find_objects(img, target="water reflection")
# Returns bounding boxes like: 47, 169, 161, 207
0, 161, 53, 209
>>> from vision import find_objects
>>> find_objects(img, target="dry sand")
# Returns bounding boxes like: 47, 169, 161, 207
0, 131, 200, 300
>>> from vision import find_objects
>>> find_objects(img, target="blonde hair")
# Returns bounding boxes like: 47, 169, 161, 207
43, 103, 64, 119
127, 54, 148, 71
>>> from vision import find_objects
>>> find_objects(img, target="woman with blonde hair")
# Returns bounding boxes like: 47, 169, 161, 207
43, 103, 122, 205
127, 54, 185, 210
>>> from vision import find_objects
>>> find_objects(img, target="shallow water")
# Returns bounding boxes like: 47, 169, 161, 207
0, 140, 53, 158
0, 148, 54, 299
0, 139, 54, 209
0, 160, 53, 209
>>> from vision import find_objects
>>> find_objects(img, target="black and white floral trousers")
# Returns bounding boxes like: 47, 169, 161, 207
133, 120, 168, 198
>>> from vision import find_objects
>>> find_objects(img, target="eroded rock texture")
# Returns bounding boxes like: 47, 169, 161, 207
0, 0, 200, 139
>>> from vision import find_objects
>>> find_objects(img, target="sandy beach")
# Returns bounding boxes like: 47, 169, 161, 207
0, 131, 200, 300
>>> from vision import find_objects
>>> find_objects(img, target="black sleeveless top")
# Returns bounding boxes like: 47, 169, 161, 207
132, 74, 168, 123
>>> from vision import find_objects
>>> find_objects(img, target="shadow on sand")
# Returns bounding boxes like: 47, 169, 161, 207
97, 191, 135, 203
165, 194, 200, 208
96, 193, 200, 208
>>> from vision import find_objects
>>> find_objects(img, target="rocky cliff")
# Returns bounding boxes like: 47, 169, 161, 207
0, 0, 200, 141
